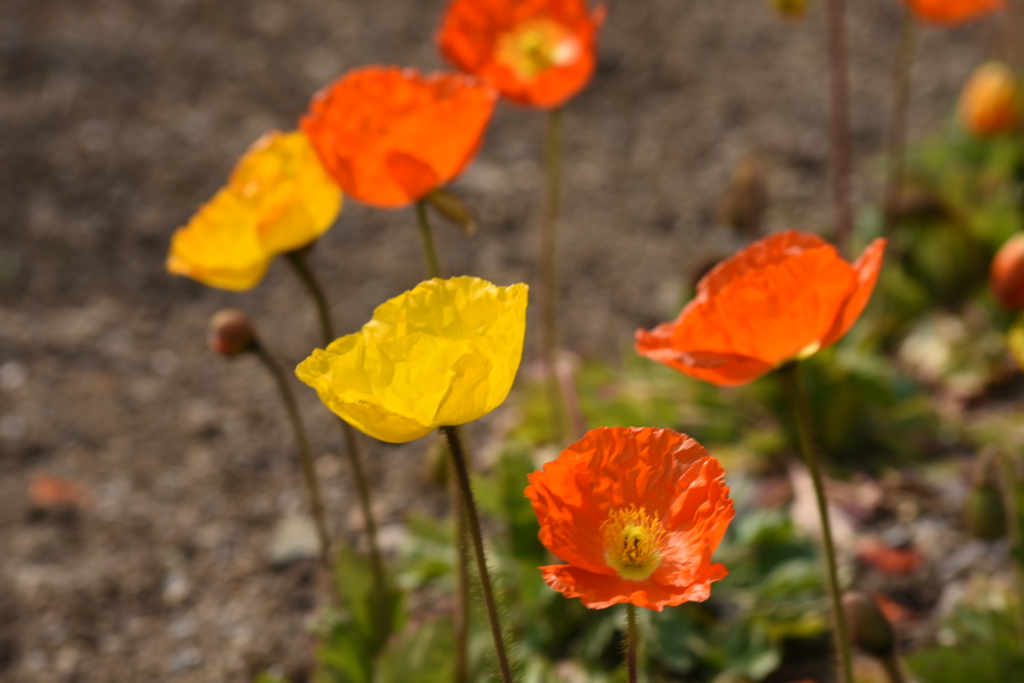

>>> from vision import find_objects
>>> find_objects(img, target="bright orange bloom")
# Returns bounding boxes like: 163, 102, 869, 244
438, 0, 605, 109
525, 427, 734, 610
903, 0, 1004, 25
301, 67, 497, 208
635, 231, 887, 386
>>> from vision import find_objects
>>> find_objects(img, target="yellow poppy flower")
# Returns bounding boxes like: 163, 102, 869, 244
296, 276, 529, 443
167, 130, 342, 291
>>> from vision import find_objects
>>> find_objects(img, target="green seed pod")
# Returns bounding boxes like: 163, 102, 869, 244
842, 591, 896, 659
965, 482, 1007, 541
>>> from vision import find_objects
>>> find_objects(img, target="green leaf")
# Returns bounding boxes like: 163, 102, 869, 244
378, 618, 457, 683
333, 543, 406, 656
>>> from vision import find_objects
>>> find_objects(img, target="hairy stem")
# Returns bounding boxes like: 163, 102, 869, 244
781, 363, 854, 683
254, 341, 330, 565
415, 201, 444, 279
446, 439, 471, 683
540, 107, 567, 441
626, 604, 639, 683
825, 0, 854, 254
442, 426, 515, 683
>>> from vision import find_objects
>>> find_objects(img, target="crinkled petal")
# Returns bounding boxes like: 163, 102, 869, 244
301, 67, 497, 208
438, 0, 604, 109
295, 277, 527, 443
540, 562, 728, 611
634, 231, 886, 386
166, 189, 271, 291
525, 427, 715, 576
820, 238, 887, 349
634, 323, 774, 386
229, 130, 342, 255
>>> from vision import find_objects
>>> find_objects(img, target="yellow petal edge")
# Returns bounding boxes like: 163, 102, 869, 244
296, 276, 529, 443
166, 130, 342, 291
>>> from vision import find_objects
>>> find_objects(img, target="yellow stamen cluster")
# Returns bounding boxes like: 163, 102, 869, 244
600, 505, 667, 581
495, 18, 580, 80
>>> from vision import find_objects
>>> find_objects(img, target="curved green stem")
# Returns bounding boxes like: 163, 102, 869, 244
442, 426, 515, 683
416, 201, 444, 279
285, 249, 387, 603
254, 340, 331, 565
781, 363, 854, 683
825, 0, 854, 255
626, 604, 639, 683
540, 107, 567, 441
285, 250, 335, 343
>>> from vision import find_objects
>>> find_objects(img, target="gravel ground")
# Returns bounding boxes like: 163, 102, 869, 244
0, 0, 1005, 680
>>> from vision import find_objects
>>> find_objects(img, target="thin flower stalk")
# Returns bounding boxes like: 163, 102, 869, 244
442, 426, 515, 683
284, 249, 387, 598
884, 12, 918, 236
626, 604, 639, 683
415, 201, 445, 279
540, 107, 568, 441
780, 363, 854, 683
253, 339, 331, 565
825, 0, 854, 254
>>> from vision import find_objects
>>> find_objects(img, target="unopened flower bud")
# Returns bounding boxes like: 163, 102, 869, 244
990, 233, 1024, 312
965, 481, 1007, 541
208, 309, 256, 358
959, 61, 1022, 137
842, 590, 895, 659
768, 0, 810, 19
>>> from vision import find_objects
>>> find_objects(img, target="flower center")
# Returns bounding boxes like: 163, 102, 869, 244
600, 505, 667, 581
495, 18, 581, 80
795, 340, 821, 360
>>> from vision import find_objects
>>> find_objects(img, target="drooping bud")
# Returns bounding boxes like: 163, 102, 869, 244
208, 309, 256, 358
768, 0, 810, 19
990, 233, 1024, 312
842, 590, 896, 659
959, 61, 1022, 137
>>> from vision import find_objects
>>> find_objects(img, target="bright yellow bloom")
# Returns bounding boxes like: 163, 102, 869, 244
167, 130, 342, 291
296, 276, 529, 443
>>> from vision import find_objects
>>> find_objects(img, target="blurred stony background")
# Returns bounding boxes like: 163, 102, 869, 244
0, 0, 1004, 680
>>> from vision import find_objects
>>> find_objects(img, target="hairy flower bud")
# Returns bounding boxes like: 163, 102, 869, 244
208, 309, 256, 358
959, 61, 1022, 137
991, 233, 1024, 312
842, 590, 896, 659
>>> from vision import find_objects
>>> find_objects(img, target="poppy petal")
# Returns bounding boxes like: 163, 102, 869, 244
301, 67, 496, 208
438, 0, 603, 109
904, 0, 1004, 24
540, 562, 727, 611
820, 238, 887, 349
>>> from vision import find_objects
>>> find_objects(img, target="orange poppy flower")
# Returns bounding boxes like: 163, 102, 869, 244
438, 0, 605, 109
300, 66, 497, 208
525, 427, 734, 610
635, 230, 887, 387
903, 0, 1004, 25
